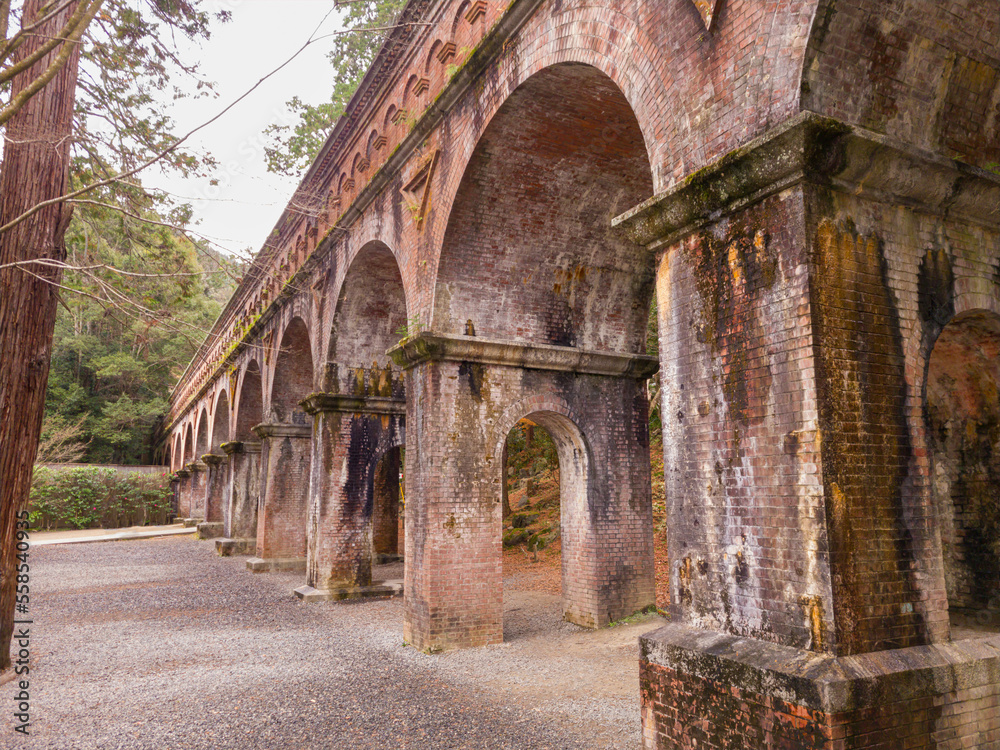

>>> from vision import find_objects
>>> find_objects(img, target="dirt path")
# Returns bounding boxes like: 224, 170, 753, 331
2, 536, 664, 749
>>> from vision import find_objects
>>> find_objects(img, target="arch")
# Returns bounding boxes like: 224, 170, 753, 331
925, 308, 1000, 621
383, 105, 397, 132
451, 1, 471, 36
801, 0, 999, 169
366, 129, 381, 160
328, 241, 408, 371
234, 359, 264, 441
426, 40, 443, 74
433, 63, 655, 353
211, 388, 230, 451
195, 405, 210, 458
183, 422, 194, 464
269, 317, 314, 422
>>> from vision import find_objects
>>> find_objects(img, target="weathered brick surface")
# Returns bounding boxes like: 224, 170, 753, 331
254, 426, 311, 560
401, 355, 655, 650
372, 447, 401, 556
156, 0, 1000, 744
222, 441, 260, 541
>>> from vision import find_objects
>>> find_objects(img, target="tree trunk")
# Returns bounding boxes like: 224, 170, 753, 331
501, 441, 511, 520
0, 0, 83, 672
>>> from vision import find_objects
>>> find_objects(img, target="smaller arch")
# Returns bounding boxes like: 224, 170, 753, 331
195, 406, 210, 458
211, 388, 231, 451
403, 74, 419, 103
184, 422, 195, 464
426, 40, 443, 73
383, 105, 398, 132
452, 1, 471, 36
235, 359, 264, 441
269, 317, 315, 422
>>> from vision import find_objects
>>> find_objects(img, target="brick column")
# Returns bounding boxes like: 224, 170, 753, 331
220, 440, 260, 546
616, 112, 1000, 749
197, 453, 227, 539
390, 334, 657, 650
184, 461, 207, 521
174, 468, 191, 518
296, 387, 405, 601
246, 422, 310, 572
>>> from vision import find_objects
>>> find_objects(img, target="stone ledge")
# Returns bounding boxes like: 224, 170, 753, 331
614, 111, 1000, 249
181, 517, 203, 528
201, 453, 226, 466
246, 557, 307, 573
293, 581, 403, 602
300, 393, 406, 416
251, 422, 311, 440
388, 332, 658, 379
215, 537, 255, 556
641, 622, 1000, 714
195, 522, 224, 539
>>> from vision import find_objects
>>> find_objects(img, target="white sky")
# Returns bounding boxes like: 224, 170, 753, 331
144, 1, 348, 258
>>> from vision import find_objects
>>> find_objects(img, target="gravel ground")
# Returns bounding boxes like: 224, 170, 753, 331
2, 536, 664, 749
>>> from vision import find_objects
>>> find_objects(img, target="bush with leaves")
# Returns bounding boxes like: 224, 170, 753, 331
28, 466, 173, 531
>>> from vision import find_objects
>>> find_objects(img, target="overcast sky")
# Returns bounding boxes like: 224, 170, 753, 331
144, 1, 347, 258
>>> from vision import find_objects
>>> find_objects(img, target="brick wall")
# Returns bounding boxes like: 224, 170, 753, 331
255, 430, 311, 560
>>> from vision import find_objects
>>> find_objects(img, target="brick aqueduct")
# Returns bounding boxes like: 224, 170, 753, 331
157, 0, 1000, 746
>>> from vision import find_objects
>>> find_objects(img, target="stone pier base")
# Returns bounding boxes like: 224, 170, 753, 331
640, 624, 1000, 749
195, 521, 224, 539
181, 517, 203, 528
293, 582, 403, 602
216, 537, 255, 556
246, 557, 307, 573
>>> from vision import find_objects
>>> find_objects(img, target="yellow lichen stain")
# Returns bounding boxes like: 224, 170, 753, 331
799, 594, 827, 653
443, 513, 460, 539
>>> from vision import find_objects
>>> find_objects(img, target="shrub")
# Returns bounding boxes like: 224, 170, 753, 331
28, 467, 173, 530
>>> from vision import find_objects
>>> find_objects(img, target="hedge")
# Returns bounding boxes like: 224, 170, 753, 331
28, 466, 174, 530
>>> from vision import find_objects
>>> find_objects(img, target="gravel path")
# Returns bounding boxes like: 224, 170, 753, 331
2, 536, 663, 749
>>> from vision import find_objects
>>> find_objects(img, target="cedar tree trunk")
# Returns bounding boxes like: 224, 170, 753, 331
0, 0, 83, 672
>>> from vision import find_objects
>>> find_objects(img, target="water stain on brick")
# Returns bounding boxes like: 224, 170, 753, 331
812, 218, 925, 655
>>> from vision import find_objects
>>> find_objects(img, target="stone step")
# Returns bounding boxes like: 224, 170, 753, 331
181, 517, 204, 528
374, 553, 403, 565
215, 537, 255, 556
246, 557, 307, 573
196, 522, 224, 539
293, 581, 403, 602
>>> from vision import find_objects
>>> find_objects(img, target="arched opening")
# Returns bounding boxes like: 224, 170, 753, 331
235, 361, 263, 440
271, 318, 314, 423
184, 423, 194, 464
926, 310, 1000, 632
195, 407, 209, 458
433, 62, 655, 353
371, 446, 403, 563
499, 411, 591, 635
211, 390, 230, 452
329, 242, 407, 375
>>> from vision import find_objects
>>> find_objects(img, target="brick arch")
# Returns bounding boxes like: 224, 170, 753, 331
234, 359, 264, 441
327, 241, 408, 371
425, 40, 443, 74
801, 0, 999, 169
183, 422, 194, 463
923, 307, 1000, 616
432, 62, 655, 353
383, 104, 397, 132
195, 405, 210, 458
490, 394, 584, 465
451, 0, 470, 37
210, 387, 230, 451
269, 316, 314, 422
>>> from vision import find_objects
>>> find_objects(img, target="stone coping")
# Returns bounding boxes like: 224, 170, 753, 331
251, 422, 311, 440
219, 440, 262, 455
300, 393, 406, 416
246, 557, 307, 573
293, 582, 403, 602
387, 332, 658, 379
641, 622, 1000, 714
614, 111, 1000, 249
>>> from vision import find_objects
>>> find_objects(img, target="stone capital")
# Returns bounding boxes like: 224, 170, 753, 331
613, 111, 1000, 250
221, 440, 263, 455
252, 422, 311, 440
201, 453, 226, 466
175, 468, 191, 478
185, 461, 207, 473
300, 392, 406, 416
387, 332, 658, 379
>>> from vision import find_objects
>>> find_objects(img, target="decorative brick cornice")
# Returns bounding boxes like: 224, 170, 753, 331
388, 333, 658, 379
300, 392, 407, 416
614, 112, 1000, 250
251, 423, 311, 440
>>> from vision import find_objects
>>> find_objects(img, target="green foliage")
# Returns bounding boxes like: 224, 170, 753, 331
263, 0, 408, 176
505, 422, 557, 483
42, 178, 239, 464
28, 467, 174, 531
